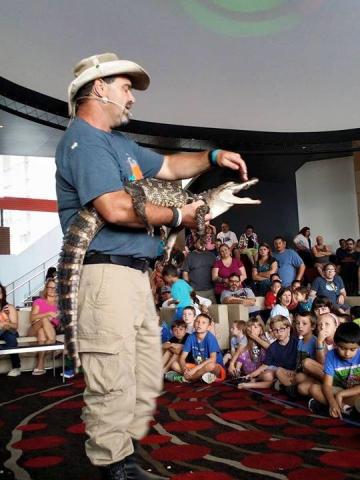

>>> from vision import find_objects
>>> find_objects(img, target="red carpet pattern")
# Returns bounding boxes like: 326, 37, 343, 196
1, 374, 360, 479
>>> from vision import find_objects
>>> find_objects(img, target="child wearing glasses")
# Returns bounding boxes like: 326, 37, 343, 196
237, 315, 297, 390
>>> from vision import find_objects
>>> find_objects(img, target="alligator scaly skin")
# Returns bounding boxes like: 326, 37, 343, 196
57, 208, 104, 369
57, 178, 259, 370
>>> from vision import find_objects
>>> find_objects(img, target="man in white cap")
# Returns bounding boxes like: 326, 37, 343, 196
55, 52, 248, 480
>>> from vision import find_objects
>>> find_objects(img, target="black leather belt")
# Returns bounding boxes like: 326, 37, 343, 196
83, 253, 151, 272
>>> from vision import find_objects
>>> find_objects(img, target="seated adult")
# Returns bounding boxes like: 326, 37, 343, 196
0, 283, 21, 376
309, 263, 349, 312
338, 238, 358, 295
150, 260, 165, 305
252, 242, 278, 296
204, 224, 217, 252
28, 278, 59, 375
238, 224, 259, 265
273, 236, 305, 287
212, 243, 246, 303
220, 273, 258, 317
182, 237, 216, 304
293, 226, 313, 267
216, 221, 238, 249
312, 235, 332, 277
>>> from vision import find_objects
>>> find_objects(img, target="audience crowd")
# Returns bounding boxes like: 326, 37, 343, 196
156, 222, 360, 418
2, 223, 360, 419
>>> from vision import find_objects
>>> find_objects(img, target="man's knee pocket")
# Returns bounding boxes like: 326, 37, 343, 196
81, 351, 135, 395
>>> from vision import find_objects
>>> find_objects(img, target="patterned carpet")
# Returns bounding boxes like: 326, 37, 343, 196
1, 372, 360, 480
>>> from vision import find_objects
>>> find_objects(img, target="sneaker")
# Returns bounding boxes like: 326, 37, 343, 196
7, 368, 21, 377
164, 371, 185, 382
61, 368, 75, 379
201, 372, 217, 384
308, 397, 328, 415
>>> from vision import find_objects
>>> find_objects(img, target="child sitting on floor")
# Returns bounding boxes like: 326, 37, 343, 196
228, 316, 269, 379
181, 305, 197, 333
297, 312, 338, 398
275, 313, 317, 397
308, 321, 360, 417
237, 315, 298, 390
223, 320, 248, 367
162, 320, 190, 374
178, 313, 226, 384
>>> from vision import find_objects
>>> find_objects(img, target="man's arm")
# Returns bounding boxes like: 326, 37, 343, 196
296, 263, 306, 281
322, 374, 342, 418
93, 190, 206, 229
156, 150, 248, 182
182, 271, 190, 282
223, 296, 256, 306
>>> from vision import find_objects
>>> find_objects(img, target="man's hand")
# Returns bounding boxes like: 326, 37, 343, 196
180, 200, 211, 228
216, 151, 248, 181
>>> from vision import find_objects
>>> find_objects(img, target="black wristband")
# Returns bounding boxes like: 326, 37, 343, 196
166, 207, 179, 228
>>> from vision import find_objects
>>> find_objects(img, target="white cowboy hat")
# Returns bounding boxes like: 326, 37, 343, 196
67, 52, 150, 116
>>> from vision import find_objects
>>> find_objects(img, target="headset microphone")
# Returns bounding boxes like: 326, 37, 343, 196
76, 95, 132, 117
100, 96, 133, 116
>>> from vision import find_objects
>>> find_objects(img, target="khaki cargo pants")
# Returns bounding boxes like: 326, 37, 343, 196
77, 263, 162, 466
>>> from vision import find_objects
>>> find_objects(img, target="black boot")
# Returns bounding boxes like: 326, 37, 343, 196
99, 459, 127, 480
99, 456, 168, 480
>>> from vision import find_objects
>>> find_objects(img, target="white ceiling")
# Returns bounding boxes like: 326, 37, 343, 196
1, 0, 360, 132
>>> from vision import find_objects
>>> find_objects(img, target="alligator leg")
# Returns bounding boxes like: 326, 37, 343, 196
125, 182, 154, 235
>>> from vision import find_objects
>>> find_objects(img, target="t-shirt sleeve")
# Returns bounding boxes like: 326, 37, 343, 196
311, 277, 320, 292
183, 335, 192, 353
291, 250, 305, 267
336, 275, 345, 290
324, 350, 336, 376
207, 333, 220, 354
129, 141, 164, 178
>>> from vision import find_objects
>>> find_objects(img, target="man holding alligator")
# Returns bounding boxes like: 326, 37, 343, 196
55, 52, 249, 480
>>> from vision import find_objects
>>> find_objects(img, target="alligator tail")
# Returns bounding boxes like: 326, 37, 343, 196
57, 208, 104, 371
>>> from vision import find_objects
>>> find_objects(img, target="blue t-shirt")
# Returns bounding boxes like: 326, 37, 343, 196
324, 348, 360, 388
55, 118, 164, 258
296, 335, 317, 370
171, 279, 193, 309
272, 249, 304, 287
264, 335, 298, 370
311, 276, 345, 306
161, 321, 172, 343
183, 331, 223, 366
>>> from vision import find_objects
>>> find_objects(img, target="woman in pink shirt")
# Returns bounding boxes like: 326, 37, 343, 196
212, 244, 247, 302
28, 278, 59, 375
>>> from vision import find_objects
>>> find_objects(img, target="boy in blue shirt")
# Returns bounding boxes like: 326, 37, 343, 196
309, 322, 360, 418
163, 264, 193, 320
179, 313, 226, 384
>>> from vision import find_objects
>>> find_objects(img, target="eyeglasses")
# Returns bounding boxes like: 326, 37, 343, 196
47, 286, 56, 290
272, 327, 288, 334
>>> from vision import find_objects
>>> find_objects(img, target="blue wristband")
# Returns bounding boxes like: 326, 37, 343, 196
209, 149, 221, 166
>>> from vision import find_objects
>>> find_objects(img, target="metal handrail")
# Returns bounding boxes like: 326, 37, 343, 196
6, 254, 59, 307
7, 254, 59, 286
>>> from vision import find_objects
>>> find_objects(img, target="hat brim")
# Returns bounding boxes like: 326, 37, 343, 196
68, 59, 150, 116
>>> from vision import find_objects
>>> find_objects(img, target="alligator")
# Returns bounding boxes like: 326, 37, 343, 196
57, 177, 260, 369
